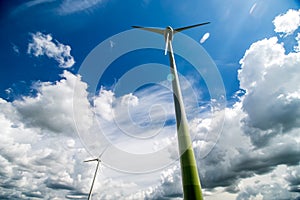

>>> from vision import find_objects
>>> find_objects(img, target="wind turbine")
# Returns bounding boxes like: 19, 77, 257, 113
84, 145, 110, 200
132, 22, 210, 200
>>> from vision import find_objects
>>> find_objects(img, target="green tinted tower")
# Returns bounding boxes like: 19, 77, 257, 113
132, 22, 209, 200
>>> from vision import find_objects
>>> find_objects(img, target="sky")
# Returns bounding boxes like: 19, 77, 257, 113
0, 0, 300, 199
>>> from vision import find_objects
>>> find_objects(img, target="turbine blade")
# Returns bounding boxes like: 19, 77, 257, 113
164, 32, 169, 55
174, 22, 210, 32
132, 26, 164, 35
99, 165, 103, 173
84, 158, 99, 162
99, 144, 110, 158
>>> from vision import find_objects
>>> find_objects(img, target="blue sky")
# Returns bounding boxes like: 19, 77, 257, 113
1, 0, 298, 99
1, 0, 300, 199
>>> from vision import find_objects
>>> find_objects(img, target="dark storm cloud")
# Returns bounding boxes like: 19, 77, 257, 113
0, 195, 10, 200
290, 186, 300, 193
0, 183, 15, 189
45, 179, 75, 190
241, 124, 277, 148
225, 184, 240, 193
0, 194, 20, 200
22, 191, 44, 198
195, 119, 300, 194
65, 191, 88, 199
233, 143, 300, 174
285, 167, 300, 194
242, 93, 300, 133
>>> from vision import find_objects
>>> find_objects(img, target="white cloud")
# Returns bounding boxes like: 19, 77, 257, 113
249, 3, 257, 15
11, 0, 55, 16
28, 32, 75, 68
0, 71, 153, 199
13, 71, 90, 135
12, 0, 105, 17
0, 70, 108, 198
236, 165, 300, 200
239, 35, 300, 146
0, 66, 209, 198
109, 40, 115, 48
58, 0, 104, 15
294, 33, 300, 52
121, 93, 139, 107
0, 99, 87, 199
136, 9, 300, 200
93, 88, 115, 121
2, 8, 300, 200
273, 9, 300, 36
237, 183, 296, 200
11, 43, 20, 54
142, 100, 300, 199
200, 32, 210, 44
145, 165, 183, 199
1, 55, 300, 199
91, 83, 177, 156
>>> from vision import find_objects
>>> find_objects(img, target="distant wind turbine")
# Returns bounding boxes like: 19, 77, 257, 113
84, 145, 110, 200
132, 22, 210, 200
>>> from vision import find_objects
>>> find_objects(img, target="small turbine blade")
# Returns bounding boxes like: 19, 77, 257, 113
164, 32, 169, 55
99, 145, 110, 158
174, 22, 210, 32
84, 158, 99, 163
132, 26, 164, 35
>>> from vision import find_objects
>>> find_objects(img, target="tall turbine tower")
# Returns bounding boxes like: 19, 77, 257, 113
132, 22, 210, 200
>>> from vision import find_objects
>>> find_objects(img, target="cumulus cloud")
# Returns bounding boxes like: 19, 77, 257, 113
294, 33, 300, 52
142, 100, 300, 199
239, 35, 300, 146
205, 9, 300, 198
13, 71, 90, 135
0, 71, 101, 199
2, 8, 300, 200
0, 71, 164, 199
0, 101, 90, 199
136, 9, 300, 200
237, 183, 297, 200
93, 88, 115, 121
285, 166, 300, 193
0, 64, 209, 199
0, 62, 204, 197
273, 9, 300, 36
1, 58, 300, 199
28, 32, 75, 68
121, 93, 139, 107
145, 166, 183, 199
